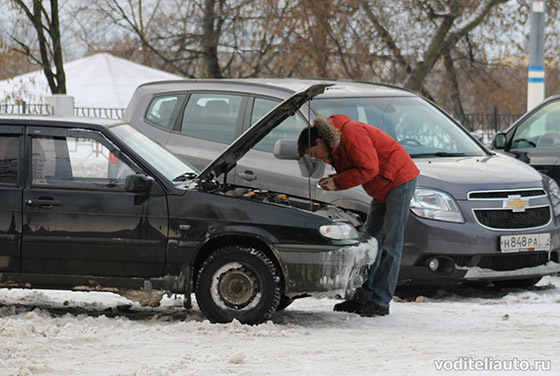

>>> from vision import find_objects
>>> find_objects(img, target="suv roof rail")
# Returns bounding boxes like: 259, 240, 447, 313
136, 78, 417, 96
299, 77, 416, 95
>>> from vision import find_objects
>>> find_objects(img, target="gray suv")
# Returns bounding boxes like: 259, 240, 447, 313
125, 78, 560, 287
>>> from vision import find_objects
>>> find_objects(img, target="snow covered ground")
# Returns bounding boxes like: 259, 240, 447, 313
1, 276, 559, 376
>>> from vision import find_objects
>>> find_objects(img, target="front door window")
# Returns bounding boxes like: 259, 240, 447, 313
31, 135, 136, 187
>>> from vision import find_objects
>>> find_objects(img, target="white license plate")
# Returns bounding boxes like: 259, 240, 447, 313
500, 233, 551, 253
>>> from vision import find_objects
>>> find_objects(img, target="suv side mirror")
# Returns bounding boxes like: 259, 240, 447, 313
125, 174, 153, 194
273, 139, 325, 178
493, 133, 507, 149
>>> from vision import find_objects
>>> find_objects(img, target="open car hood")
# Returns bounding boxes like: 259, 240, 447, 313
196, 83, 332, 182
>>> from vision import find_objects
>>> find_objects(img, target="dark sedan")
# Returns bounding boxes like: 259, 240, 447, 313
0, 85, 376, 324
493, 93, 560, 184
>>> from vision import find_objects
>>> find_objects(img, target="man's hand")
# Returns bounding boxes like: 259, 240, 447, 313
318, 177, 337, 191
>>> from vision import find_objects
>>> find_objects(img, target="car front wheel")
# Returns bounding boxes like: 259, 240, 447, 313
195, 245, 282, 324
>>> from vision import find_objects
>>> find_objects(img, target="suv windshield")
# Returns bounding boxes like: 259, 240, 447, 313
110, 123, 198, 182
311, 96, 485, 158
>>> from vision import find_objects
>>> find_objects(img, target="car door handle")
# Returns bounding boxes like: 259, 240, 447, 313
25, 198, 62, 207
238, 171, 257, 181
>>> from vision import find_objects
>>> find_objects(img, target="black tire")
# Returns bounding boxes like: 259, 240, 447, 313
195, 245, 282, 324
276, 295, 294, 311
492, 277, 542, 289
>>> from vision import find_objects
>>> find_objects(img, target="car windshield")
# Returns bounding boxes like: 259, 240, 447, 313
110, 123, 198, 182
311, 96, 486, 158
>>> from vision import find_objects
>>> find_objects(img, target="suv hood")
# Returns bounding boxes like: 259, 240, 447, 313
416, 154, 546, 199
197, 83, 331, 182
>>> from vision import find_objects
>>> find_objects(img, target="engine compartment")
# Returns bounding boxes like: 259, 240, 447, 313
220, 186, 363, 227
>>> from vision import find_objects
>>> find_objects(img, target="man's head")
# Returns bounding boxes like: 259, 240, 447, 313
297, 116, 341, 162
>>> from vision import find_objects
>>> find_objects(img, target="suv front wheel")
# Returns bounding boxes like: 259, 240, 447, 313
195, 245, 282, 324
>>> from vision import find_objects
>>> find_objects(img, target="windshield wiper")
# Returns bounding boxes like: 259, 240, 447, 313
411, 152, 467, 158
172, 172, 198, 182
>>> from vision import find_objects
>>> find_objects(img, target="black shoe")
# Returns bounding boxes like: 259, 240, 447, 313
333, 299, 362, 313
356, 302, 389, 317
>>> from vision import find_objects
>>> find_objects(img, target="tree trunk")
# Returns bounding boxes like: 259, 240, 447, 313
201, 0, 223, 78
49, 0, 66, 94
443, 50, 468, 130
11, 0, 66, 94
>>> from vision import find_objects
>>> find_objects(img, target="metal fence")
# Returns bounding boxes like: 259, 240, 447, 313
453, 109, 523, 145
0, 102, 125, 119
460, 112, 522, 133
74, 107, 125, 119
0, 103, 54, 115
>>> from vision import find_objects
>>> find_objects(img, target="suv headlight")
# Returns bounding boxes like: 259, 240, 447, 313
546, 177, 560, 217
410, 188, 464, 223
319, 222, 359, 240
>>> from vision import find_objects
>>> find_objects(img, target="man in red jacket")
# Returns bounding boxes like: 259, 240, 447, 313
297, 114, 419, 317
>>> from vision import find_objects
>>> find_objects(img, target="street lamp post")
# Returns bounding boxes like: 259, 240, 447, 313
527, 0, 546, 111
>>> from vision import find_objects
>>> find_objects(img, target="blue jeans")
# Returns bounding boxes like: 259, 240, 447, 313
353, 178, 417, 307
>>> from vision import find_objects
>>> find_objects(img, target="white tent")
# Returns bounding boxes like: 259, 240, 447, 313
0, 53, 183, 108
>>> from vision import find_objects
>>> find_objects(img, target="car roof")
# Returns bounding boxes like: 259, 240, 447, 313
135, 78, 417, 99
0, 114, 124, 129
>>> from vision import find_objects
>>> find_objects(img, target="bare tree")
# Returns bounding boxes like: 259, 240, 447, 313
10, 0, 66, 94
59, 0, 559, 116
443, 49, 468, 127
0, 38, 34, 80
359, 0, 509, 94
88, 0, 192, 74
200, 0, 224, 77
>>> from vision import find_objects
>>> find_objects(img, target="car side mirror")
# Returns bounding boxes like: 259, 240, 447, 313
125, 174, 153, 194
273, 139, 325, 178
273, 138, 299, 160
493, 133, 507, 149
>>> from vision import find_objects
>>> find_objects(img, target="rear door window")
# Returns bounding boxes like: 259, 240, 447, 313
0, 135, 20, 184
145, 94, 185, 129
180, 93, 243, 143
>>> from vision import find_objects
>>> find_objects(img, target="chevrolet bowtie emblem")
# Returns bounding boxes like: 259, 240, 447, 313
503, 195, 529, 212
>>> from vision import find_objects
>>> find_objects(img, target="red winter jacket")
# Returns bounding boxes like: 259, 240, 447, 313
328, 114, 419, 203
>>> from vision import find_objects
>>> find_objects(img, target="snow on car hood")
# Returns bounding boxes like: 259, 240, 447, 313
196, 83, 332, 182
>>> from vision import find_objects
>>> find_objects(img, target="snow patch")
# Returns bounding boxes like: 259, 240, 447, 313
0, 277, 558, 375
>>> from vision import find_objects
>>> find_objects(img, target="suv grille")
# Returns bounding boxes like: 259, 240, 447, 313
477, 252, 549, 271
474, 207, 550, 229
469, 189, 546, 199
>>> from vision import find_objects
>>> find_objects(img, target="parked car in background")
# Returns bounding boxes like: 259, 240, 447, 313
124, 78, 560, 288
0, 84, 378, 324
493, 93, 560, 185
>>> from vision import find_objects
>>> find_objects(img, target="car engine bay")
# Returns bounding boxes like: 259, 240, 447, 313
221, 186, 363, 228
